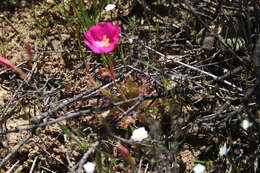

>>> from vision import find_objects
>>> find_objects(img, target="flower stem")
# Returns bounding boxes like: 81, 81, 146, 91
100, 54, 108, 67
107, 56, 127, 101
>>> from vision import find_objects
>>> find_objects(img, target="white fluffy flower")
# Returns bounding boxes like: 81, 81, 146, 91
83, 162, 95, 173
193, 164, 206, 173
219, 143, 230, 157
128, 38, 134, 44
131, 127, 148, 142
240, 119, 253, 130
46, 0, 55, 4
105, 4, 116, 11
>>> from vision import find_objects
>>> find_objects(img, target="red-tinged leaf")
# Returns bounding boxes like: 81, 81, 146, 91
117, 145, 135, 165
0, 56, 15, 69
98, 68, 112, 79
117, 145, 130, 159
117, 115, 136, 129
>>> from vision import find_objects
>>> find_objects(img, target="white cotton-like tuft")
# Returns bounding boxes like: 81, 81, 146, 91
193, 164, 206, 173
83, 162, 96, 173
131, 127, 148, 142
105, 4, 116, 11
240, 119, 253, 130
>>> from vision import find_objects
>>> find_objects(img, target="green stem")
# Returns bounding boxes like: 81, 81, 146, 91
100, 54, 108, 67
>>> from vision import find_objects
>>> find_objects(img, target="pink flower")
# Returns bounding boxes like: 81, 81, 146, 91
0, 56, 15, 69
83, 22, 120, 54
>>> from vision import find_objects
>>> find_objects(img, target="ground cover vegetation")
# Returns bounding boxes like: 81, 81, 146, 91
0, 0, 259, 172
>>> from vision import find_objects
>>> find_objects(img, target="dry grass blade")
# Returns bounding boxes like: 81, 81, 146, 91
76, 141, 99, 173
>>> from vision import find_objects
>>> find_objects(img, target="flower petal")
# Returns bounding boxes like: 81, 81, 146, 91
83, 40, 104, 54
